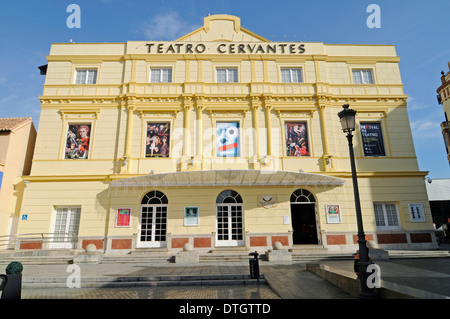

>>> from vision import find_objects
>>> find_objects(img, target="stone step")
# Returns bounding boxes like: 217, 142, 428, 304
0, 249, 74, 257
0, 256, 73, 265
129, 248, 171, 255
199, 253, 268, 263
289, 245, 328, 252
209, 247, 251, 254
100, 255, 175, 263
291, 254, 354, 261
388, 250, 450, 258
22, 273, 265, 289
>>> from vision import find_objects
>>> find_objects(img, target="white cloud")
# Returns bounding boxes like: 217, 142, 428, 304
142, 12, 200, 41
406, 96, 432, 111
0, 93, 40, 120
410, 120, 438, 134
410, 115, 443, 142
407, 95, 444, 141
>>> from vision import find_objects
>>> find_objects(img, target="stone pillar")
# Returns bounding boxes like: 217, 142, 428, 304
181, 95, 192, 170
194, 95, 204, 169
250, 95, 261, 168
121, 97, 135, 174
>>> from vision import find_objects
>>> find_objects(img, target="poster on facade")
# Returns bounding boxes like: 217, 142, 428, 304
360, 122, 386, 157
184, 207, 199, 226
146, 122, 170, 157
65, 124, 91, 159
216, 122, 240, 157
116, 208, 131, 227
326, 204, 341, 223
285, 122, 310, 156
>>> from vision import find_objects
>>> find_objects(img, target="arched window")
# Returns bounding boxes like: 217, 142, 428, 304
138, 190, 168, 248
216, 190, 243, 246
141, 190, 168, 205
216, 190, 243, 204
290, 189, 315, 203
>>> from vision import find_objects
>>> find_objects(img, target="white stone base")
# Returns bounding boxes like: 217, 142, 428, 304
175, 251, 199, 263
73, 253, 103, 264
266, 249, 292, 262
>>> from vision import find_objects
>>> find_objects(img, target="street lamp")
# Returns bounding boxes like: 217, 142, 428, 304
338, 104, 377, 299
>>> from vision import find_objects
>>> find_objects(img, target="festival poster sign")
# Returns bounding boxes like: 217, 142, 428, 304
360, 123, 386, 157
326, 204, 341, 224
116, 208, 131, 227
216, 122, 240, 157
146, 122, 170, 157
65, 124, 91, 159
285, 122, 310, 156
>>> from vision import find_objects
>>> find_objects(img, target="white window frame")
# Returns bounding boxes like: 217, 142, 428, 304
373, 203, 401, 230
280, 68, 303, 83
352, 69, 374, 84
216, 68, 238, 83
49, 206, 81, 249
74, 69, 98, 84
150, 68, 172, 83
409, 203, 426, 222
137, 204, 168, 248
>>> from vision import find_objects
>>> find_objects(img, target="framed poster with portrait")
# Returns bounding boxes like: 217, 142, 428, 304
184, 207, 199, 226
216, 122, 240, 157
116, 208, 131, 227
284, 122, 310, 157
65, 124, 91, 159
145, 122, 170, 158
326, 204, 341, 224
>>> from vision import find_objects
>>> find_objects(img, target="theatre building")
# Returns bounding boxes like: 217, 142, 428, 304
11, 15, 437, 255
437, 62, 450, 166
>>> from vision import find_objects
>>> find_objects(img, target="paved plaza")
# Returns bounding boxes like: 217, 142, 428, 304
18, 262, 354, 299
2, 244, 450, 301
2, 255, 448, 300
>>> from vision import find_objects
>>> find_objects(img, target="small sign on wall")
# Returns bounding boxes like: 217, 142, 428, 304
184, 207, 199, 226
116, 208, 131, 227
326, 204, 341, 224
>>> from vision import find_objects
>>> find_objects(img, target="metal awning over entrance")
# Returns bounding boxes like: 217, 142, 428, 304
109, 170, 345, 189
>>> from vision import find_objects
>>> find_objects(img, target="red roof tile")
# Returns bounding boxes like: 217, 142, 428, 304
0, 117, 32, 132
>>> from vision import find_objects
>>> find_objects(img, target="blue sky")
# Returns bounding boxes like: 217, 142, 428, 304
0, 0, 449, 178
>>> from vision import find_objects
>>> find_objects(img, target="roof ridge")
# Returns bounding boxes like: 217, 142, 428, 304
0, 117, 32, 131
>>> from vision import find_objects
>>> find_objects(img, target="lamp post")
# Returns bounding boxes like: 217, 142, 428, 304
338, 104, 377, 299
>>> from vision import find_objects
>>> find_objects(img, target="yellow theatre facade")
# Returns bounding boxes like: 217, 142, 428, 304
13, 15, 437, 254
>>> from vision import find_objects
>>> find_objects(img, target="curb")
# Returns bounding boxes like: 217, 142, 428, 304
306, 263, 450, 299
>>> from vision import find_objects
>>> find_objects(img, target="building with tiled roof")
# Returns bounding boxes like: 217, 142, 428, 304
0, 117, 36, 246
